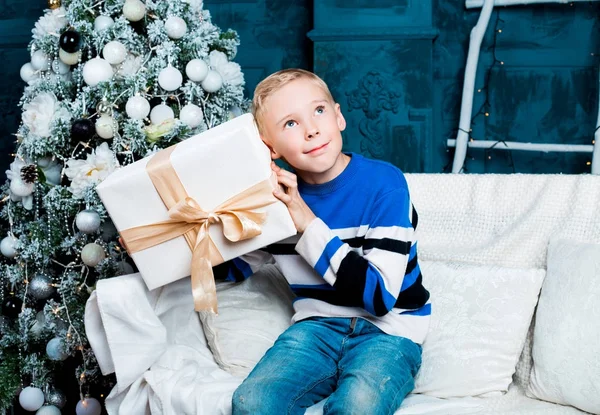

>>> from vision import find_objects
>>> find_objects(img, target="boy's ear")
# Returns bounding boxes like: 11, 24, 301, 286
334, 103, 347, 132
260, 135, 281, 160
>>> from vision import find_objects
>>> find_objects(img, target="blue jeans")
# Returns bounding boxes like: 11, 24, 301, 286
232, 317, 422, 415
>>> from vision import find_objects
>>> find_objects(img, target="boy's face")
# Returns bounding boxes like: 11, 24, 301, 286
260, 78, 347, 182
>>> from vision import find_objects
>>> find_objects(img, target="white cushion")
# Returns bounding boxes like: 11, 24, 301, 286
414, 260, 545, 398
527, 239, 600, 414
199, 264, 294, 377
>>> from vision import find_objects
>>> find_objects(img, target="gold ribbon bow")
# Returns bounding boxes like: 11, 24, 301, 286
120, 146, 277, 313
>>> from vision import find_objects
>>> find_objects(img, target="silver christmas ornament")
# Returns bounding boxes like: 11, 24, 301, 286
46, 337, 69, 361
1, 235, 18, 258
76, 210, 101, 234
81, 243, 106, 267
96, 99, 112, 115
45, 388, 67, 409
29, 274, 55, 300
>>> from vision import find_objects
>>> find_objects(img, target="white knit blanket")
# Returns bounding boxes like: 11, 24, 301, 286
85, 173, 600, 415
406, 174, 600, 270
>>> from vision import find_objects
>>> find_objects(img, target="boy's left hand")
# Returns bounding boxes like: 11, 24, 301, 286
271, 162, 316, 233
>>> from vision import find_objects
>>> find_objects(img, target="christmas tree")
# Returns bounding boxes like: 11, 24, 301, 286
0, 0, 245, 413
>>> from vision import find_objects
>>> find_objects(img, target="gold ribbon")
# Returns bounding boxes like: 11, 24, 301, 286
120, 146, 277, 313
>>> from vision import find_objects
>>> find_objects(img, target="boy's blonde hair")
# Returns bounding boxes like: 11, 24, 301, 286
252, 68, 335, 135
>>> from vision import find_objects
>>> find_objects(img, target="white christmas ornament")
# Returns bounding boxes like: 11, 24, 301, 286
94, 15, 114, 31
81, 243, 105, 267
150, 104, 175, 125
19, 387, 45, 412
31, 50, 50, 71
76, 210, 101, 234
20, 63, 38, 83
158, 66, 183, 91
58, 48, 80, 65
95, 114, 117, 139
52, 59, 70, 75
179, 104, 203, 128
36, 405, 61, 415
185, 59, 208, 82
126, 95, 150, 120
76, 397, 102, 415
123, 0, 146, 21
83, 57, 113, 86
46, 337, 69, 361
201, 70, 223, 93
165, 16, 187, 39
0, 235, 18, 258
102, 41, 127, 65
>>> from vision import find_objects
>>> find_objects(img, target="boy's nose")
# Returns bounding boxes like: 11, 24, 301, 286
306, 128, 320, 140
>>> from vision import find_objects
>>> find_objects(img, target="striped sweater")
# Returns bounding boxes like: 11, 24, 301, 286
219, 153, 431, 344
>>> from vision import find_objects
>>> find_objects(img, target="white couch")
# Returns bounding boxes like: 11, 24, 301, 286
85, 173, 600, 415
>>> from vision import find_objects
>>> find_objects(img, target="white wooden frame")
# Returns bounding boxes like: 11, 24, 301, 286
450, 0, 600, 174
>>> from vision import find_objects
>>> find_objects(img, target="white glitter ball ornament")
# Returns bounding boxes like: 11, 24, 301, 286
185, 59, 208, 82
165, 16, 187, 39
158, 66, 183, 91
179, 104, 203, 128
126, 95, 150, 120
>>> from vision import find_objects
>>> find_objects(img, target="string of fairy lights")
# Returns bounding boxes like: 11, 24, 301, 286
445, 2, 599, 173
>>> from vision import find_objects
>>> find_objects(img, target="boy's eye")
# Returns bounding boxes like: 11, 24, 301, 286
285, 120, 297, 128
315, 106, 325, 115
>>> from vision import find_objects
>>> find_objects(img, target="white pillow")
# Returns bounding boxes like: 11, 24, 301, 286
199, 264, 294, 377
527, 239, 600, 414
414, 260, 545, 397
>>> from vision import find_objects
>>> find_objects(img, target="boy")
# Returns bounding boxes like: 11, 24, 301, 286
224, 69, 431, 415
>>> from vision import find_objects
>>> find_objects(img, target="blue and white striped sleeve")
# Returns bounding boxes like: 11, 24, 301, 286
213, 250, 274, 282
295, 188, 416, 317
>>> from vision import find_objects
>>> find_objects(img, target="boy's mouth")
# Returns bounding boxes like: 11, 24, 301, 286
305, 142, 329, 154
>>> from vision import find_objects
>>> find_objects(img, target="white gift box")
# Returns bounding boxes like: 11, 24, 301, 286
96, 113, 296, 290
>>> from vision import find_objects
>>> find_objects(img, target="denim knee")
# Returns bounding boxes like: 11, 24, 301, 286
232, 380, 286, 415
231, 382, 260, 415
324, 376, 415, 415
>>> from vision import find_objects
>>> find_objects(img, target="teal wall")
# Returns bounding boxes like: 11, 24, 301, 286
1, 1, 598, 175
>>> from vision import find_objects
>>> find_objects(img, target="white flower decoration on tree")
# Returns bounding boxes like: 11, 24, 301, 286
32, 6, 67, 39
64, 142, 119, 199
22, 92, 70, 138
5, 159, 34, 210
209, 50, 244, 87
115, 53, 143, 79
